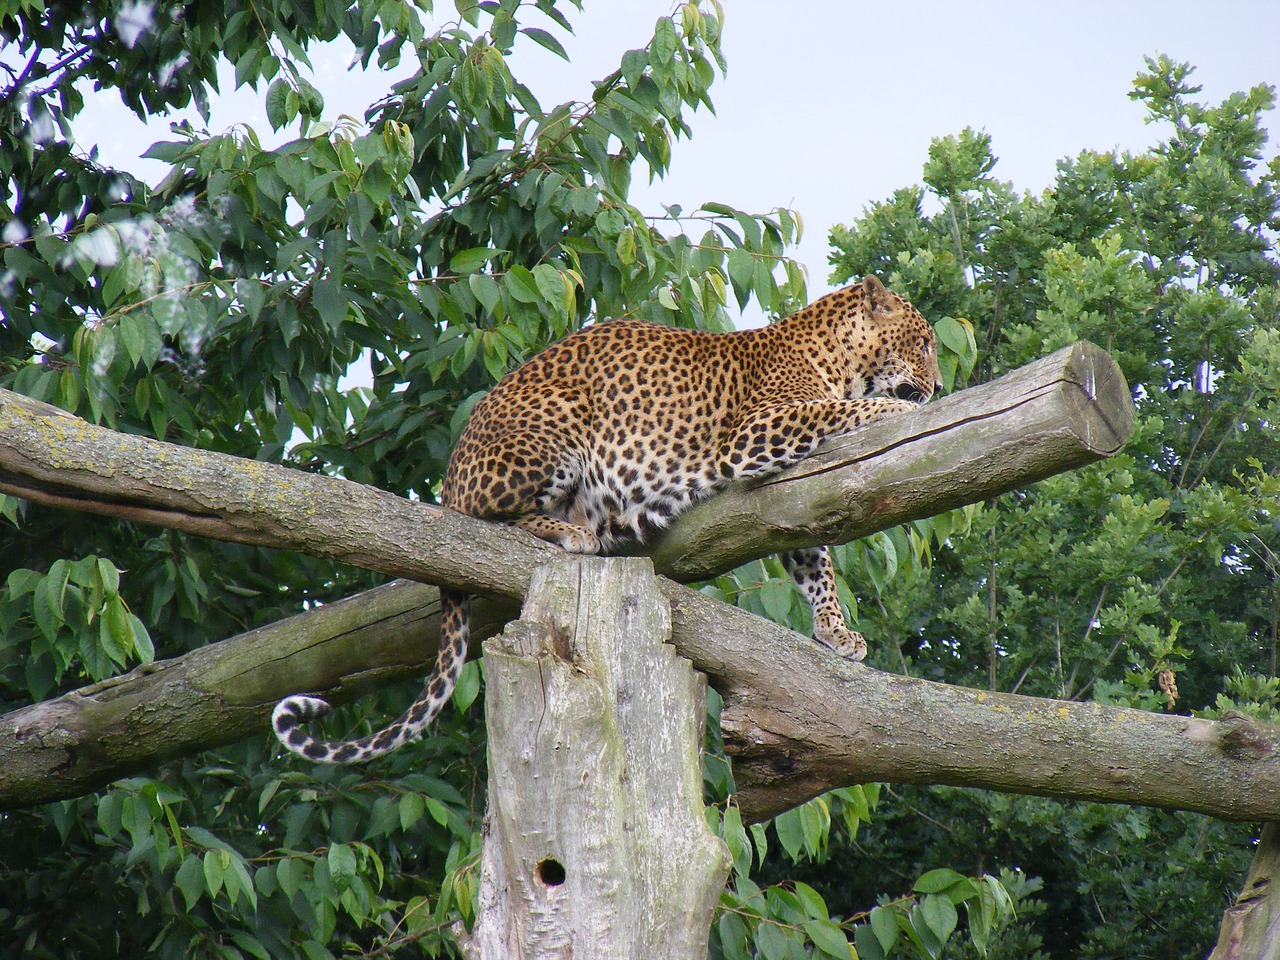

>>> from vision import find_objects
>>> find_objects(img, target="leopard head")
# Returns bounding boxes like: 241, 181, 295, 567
860, 275, 943, 403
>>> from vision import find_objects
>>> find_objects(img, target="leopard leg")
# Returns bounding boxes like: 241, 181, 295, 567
448, 429, 603, 553
718, 397, 917, 481
781, 546, 867, 661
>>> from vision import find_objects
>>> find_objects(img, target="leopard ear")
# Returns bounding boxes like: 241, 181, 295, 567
861, 274, 889, 316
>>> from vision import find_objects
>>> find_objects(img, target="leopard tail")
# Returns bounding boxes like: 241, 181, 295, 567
271, 587, 470, 763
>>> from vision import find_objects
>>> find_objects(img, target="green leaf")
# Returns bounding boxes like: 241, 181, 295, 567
266, 79, 292, 130
520, 27, 569, 60
773, 806, 805, 862
914, 867, 967, 895
455, 0, 481, 28
469, 273, 502, 317
451, 659, 481, 712
276, 857, 304, 900
99, 606, 128, 666
257, 779, 281, 816
130, 614, 155, 664
505, 265, 541, 304
532, 264, 566, 309
918, 893, 959, 946
717, 910, 750, 959
727, 247, 755, 303
176, 856, 205, 912
854, 922, 887, 960
794, 881, 829, 920
5, 568, 39, 597
312, 279, 346, 331
804, 918, 851, 958
450, 247, 501, 274
104, 595, 133, 662
203, 850, 226, 900
97, 792, 123, 840
869, 905, 898, 952
750, 822, 769, 869
93, 560, 118, 599
424, 796, 451, 828
799, 796, 830, 858
225, 854, 258, 910
328, 843, 357, 883
753, 920, 792, 960
32, 576, 60, 642
141, 140, 191, 163
721, 804, 752, 877
399, 793, 425, 831
615, 227, 637, 265
758, 578, 794, 624
296, 76, 325, 119
45, 559, 69, 624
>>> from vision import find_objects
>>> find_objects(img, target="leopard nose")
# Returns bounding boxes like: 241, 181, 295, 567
893, 383, 927, 403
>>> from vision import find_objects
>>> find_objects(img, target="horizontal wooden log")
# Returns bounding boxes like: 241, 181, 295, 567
7, 567, 1280, 825
0, 341, 1130, 594
657, 583, 1280, 823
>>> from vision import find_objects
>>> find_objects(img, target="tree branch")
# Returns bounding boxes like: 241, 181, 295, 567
12, 342, 1270, 829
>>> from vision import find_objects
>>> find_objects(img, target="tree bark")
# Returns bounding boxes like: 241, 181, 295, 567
7, 341, 1274, 827
460, 557, 730, 959
1208, 823, 1280, 960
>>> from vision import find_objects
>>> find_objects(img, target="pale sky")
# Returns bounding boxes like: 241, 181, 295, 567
45, 1, 1280, 317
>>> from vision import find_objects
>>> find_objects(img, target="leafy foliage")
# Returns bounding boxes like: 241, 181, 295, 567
1, 0, 1276, 955
822, 54, 1278, 956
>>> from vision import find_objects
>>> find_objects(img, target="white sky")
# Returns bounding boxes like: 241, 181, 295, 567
47, 0, 1280, 317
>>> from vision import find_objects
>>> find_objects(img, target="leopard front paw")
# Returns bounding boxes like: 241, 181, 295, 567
559, 529, 602, 553
882, 398, 919, 416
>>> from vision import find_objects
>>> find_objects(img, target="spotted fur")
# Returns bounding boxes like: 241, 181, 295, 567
273, 274, 941, 762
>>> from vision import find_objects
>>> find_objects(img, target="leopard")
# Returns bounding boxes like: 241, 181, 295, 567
273, 273, 941, 763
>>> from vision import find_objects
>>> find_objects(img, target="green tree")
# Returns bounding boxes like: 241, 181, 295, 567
819, 56, 1279, 957
0, 2, 826, 957
2, 0, 1275, 955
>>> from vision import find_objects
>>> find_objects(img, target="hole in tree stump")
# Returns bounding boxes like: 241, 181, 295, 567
536, 858, 566, 887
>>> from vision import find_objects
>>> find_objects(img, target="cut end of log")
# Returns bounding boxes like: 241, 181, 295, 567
1063, 341, 1135, 455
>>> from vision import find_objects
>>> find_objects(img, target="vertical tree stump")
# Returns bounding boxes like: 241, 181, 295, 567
1209, 822, 1280, 960
463, 556, 731, 959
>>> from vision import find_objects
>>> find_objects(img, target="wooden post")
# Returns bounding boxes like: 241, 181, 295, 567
461, 556, 730, 958
1209, 823, 1280, 959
